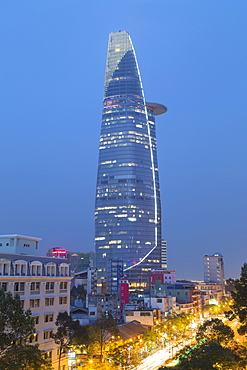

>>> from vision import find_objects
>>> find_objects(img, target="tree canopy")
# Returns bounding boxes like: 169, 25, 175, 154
0, 289, 51, 370
226, 262, 247, 335
196, 318, 234, 345
53, 311, 80, 370
160, 340, 247, 370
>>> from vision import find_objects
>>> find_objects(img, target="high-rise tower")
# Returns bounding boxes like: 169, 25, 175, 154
204, 253, 225, 286
95, 31, 166, 294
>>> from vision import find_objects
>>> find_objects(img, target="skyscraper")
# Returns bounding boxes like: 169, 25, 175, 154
95, 31, 166, 294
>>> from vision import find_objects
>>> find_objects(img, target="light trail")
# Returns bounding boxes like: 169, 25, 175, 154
135, 344, 183, 370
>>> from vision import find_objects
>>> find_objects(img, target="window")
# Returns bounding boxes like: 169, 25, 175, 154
45, 282, 54, 291
14, 282, 25, 292
59, 297, 67, 305
44, 314, 54, 322
43, 331, 53, 340
30, 299, 40, 308
44, 351, 52, 359
29, 333, 38, 343
157, 298, 162, 303
90, 312, 95, 315
31, 282, 40, 292
140, 312, 151, 316
45, 298, 54, 306
33, 316, 39, 324
59, 282, 67, 291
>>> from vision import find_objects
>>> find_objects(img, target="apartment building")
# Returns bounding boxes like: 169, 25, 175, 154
0, 235, 71, 370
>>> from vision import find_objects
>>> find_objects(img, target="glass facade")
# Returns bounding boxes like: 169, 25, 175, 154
95, 31, 166, 294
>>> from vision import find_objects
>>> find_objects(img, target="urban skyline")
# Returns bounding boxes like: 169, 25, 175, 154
1, 1, 247, 280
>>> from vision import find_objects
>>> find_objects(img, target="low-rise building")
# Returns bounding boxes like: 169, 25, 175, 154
144, 296, 176, 317
124, 306, 158, 327
86, 294, 120, 323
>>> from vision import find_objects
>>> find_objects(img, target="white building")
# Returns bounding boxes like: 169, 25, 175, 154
0, 235, 71, 370
144, 296, 176, 317
203, 253, 225, 286
124, 308, 156, 327
0, 235, 41, 256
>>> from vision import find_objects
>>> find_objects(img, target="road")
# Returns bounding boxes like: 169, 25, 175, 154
135, 345, 181, 370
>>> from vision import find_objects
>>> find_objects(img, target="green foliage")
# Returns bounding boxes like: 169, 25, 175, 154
160, 341, 247, 370
196, 318, 234, 345
160, 313, 192, 341
53, 311, 80, 370
108, 342, 141, 369
0, 290, 51, 370
71, 314, 119, 357
70, 285, 86, 301
142, 329, 160, 350
0, 290, 34, 354
0, 345, 52, 370
226, 262, 247, 335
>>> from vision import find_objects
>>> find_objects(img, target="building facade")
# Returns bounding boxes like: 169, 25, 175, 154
203, 253, 225, 286
86, 293, 120, 323
161, 239, 168, 269
0, 251, 71, 370
0, 234, 71, 370
0, 234, 41, 256
107, 258, 124, 295
95, 31, 166, 294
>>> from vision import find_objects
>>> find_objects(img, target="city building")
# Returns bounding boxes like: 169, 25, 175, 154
47, 248, 95, 274
119, 278, 130, 307
151, 282, 202, 316
71, 267, 98, 295
117, 321, 148, 342
86, 293, 120, 323
144, 296, 176, 317
107, 258, 124, 295
196, 281, 225, 305
151, 269, 177, 287
0, 243, 71, 370
124, 307, 157, 327
203, 253, 225, 286
161, 239, 168, 269
119, 277, 130, 321
0, 234, 41, 256
95, 31, 166, 295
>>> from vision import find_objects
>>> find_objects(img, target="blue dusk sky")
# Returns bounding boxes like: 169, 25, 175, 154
1, 1, 246, 280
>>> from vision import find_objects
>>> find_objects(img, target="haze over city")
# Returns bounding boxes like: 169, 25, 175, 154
1, 1, 247, 280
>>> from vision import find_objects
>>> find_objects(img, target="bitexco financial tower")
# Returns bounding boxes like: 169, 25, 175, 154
95, 31, 166, 294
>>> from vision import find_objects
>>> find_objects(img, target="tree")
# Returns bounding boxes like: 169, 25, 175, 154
0, 290, 51, 370
72, 314, 119, 359
226, 262, 247, 335
53, 311, 80, 370
196, 318, 234, 345
70, 285, 86, 302
160, 340, 247, 370
142, 330, 160, 351
72, 323, 101, 355
159, 318, 247, 370
0, 344, 52, 370
95, 314, 119, 358
108, 341, 141, 369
